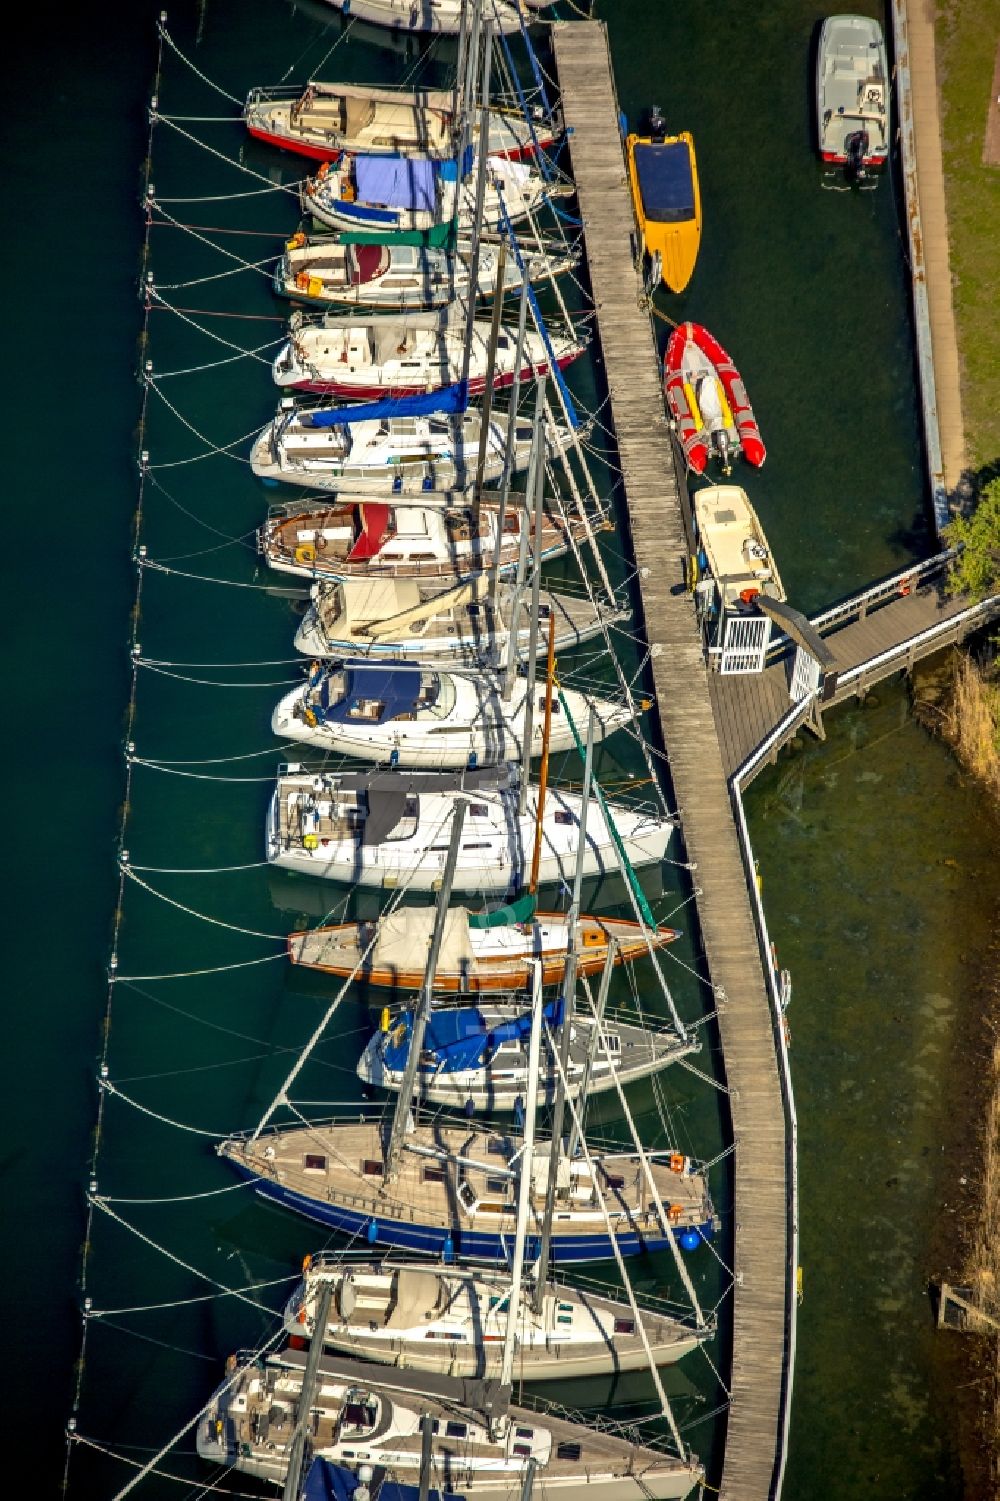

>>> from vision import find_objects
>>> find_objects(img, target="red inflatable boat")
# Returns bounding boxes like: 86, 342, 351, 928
664, 322, 765, 475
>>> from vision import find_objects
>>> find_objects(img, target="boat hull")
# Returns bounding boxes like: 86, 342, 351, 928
227, 1159, 713, 1264
276, 347, 580, 400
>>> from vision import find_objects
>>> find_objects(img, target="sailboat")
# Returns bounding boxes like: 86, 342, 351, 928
249, 396, 583, 494
273, 230, 578, 313
265, 764, 675, 894
244, 80, 558, 163
287, 903, 680, 990
271, 661, 631, 768
313, 0, 547, 36
290, 574, 624, 666
258, 494, 585, 584
272, 312, 585, 399
196, 1343, 704, 1499
283, 1252, 711, 1378
300, 152, 560, 239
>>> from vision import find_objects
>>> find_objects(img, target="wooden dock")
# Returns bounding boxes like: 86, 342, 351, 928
552, 22, 791, 1501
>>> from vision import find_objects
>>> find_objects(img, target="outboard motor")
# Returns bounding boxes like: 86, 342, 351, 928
844, 129, 870, 181
713, 427, 733, 477
647, 105, 667, 143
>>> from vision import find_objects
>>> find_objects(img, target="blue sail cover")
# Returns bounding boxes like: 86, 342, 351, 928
384, 999, 565, 1075
303, 1461, 465, 1501
633, 142, 695, 222
320, 664, 423, 725
355, 155, 441, 212
305, 380, 470, 428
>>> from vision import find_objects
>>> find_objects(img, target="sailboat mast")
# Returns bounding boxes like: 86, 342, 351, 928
453, 0, 470, 127
515, 378, 548, 805
417, 1412, 434, 1501
531, 707, 595, 1310
527, 610, 556, 892
472, 240, 507, 500
567, 933, 616, 1160
503, 377, 546, 705
497, 960, 544, 1405
280, 1281, 334, 1501
488, 272, 530, 609
384, 800, 468, 1179
460, 14, 492, 387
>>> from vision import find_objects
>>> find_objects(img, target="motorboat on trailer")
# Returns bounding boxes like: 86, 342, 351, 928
816, 14, 889, 177
249, 401, 583, 494
218, 1117, 716, 1259
196, 1345, 703, 1500
291, 575, 625, 667
259, 495, 588, 584
664, 322, 766, 476
301, 152, 565, 238
284, 1252, 710, 1378
273, 231, 579, 312
273, 312, 585, 399
314, 0, 551, 36
288, 902, 682, 992
265, 764, 676, 893
358, 995, 697, 1110
625, 109, 701, 293
271, 660, 631, 768
244, 81, 558, 163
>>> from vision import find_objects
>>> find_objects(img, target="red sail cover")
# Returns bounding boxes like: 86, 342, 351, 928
347, 504, 391, 562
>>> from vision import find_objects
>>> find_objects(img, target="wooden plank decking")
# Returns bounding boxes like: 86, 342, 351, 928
552, 22, 790, 1501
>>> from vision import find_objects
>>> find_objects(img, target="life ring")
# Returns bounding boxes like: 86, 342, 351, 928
295, 542, 317, 565
738, 586, 760, 605
667, 1203, 684, 1224
669, 1152, 686, 1174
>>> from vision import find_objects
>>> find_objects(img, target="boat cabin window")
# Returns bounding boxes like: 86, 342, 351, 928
343, 1401, 377, 1429
554, 810, 575, 826
513, 1443, 532, 1457
362, 1159, 384, 1176
600, 1033, 622, 1054
486, 1176, 508, 1194
613, 1317, 636, 1335
516, 1427, 534, 1438
304, 1154, 327, 1172
457, 1180, 478, 1213
487, 1138, 507, 1155
469, 804, 489, 818
557, 1443, 582, 1461
445, 1421, 468, 1438
422, 1165, 446, 1184
602, 1172, 626, 1190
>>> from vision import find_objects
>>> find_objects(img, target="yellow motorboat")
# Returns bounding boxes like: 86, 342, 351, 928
626, 110, 701, 293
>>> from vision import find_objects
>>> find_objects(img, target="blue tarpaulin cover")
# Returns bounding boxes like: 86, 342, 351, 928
305, 380, 470, 428
355, 155, 441, 212
302, 1461, 465, 1501
384, 998, 565, 1074
320, 664, 423, 725
633, 141, 695, 223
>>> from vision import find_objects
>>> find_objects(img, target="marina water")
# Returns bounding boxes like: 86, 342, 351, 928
3, 1, 992, 1497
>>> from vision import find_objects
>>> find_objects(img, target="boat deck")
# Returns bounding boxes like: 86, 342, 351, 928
552, 21, 790, 1501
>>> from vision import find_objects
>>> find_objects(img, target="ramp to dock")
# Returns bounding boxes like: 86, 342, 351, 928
552, 21, 790, 1501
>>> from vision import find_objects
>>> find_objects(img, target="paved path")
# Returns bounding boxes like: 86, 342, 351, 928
902, 0, 967, 492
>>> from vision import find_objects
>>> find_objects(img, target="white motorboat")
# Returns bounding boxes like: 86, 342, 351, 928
301, 152, 561, 237
291, 575, 625, 666
196, 1344, 703, 1500
816, 14, 889, 175
265, 764, 675, 893
245, 81, 558, 162
271, 660, 630, 767
358, 995, 696, 1109
273, 231, 578, 312
272, 312, 585, 398
258, 495, 585, 583
283, 1254, 709, 1378
692, 484, 785, 614
249, 401, 582, 494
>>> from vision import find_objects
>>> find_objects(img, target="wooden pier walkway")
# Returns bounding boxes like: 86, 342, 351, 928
552, 22, 791, 1501
711, 558, 1000, 781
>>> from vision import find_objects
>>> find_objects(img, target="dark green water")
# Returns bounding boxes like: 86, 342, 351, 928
3, 3, 991, 1499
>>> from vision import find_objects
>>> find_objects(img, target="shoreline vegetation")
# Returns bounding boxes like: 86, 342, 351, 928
926, 0, 1000, 1487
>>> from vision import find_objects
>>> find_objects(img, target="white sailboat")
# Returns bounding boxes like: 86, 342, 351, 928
271, 661, 630, 768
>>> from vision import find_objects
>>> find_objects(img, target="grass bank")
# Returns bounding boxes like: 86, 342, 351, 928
935, 0, 1000, 476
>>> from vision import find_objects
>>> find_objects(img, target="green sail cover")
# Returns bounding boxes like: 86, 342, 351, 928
341, 218, 458, 250
467, 893, 538, 929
